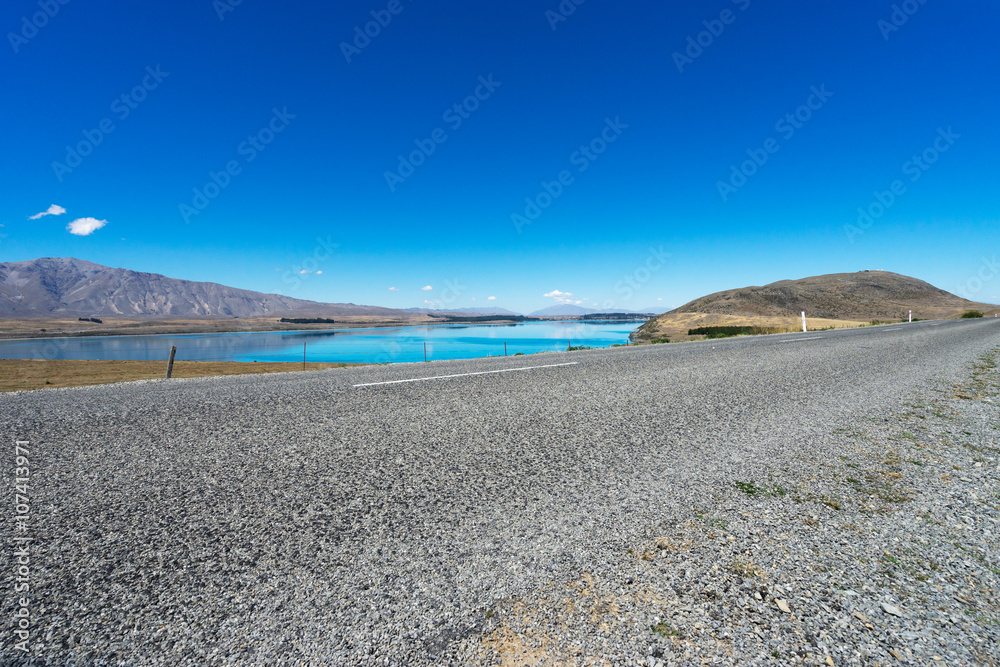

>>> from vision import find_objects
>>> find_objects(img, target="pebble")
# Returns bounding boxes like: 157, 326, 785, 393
881, 602, 904, 618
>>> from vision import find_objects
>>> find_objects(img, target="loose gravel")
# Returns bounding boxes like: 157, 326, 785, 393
1, 318, 998, 665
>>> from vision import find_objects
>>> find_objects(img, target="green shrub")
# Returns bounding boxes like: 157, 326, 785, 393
961, 311, 984, 319
279, 317, 337, 324
734, 480, 787, 497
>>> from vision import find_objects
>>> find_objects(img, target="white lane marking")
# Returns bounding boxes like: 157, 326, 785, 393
778, 336, 823, 342
353, 362, 579, 387
881, 328, 903, 331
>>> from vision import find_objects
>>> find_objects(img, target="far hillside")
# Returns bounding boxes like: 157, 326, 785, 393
632, 271, 997, 342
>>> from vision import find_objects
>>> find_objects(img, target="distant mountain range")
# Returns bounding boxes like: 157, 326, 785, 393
526, 304, 656, 317
0, 257, 667, 320
403, 307, 522, 316
0, 257, 404, 318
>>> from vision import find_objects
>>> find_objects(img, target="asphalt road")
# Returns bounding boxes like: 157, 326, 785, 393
1, 317, 999, 665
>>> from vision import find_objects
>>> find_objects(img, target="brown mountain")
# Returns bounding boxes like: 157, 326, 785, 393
0, 257, 407, 318
632, 271, 996, 342
672, 271, 991, 321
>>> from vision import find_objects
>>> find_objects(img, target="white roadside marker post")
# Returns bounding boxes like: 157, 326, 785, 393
802, 311, 807, 333
909, 310, 912, 323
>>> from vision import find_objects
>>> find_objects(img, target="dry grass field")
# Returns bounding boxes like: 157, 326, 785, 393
632, 312, 873, 342
0, 359, 366, 392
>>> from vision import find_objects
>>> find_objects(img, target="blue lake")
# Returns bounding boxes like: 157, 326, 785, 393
0, 321, 644, 364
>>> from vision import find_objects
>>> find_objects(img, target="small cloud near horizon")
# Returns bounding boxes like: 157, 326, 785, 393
421, 285, 432, 291
315, 270, 322, 275
487, 296, 496, 301
30, 204, 66, 220
299, 269, 310, 274
67, 217, 107, 236
388, 287, 399, 291
543, 289, 582, 305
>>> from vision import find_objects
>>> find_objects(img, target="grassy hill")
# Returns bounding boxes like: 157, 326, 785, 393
633, 271, 996, 342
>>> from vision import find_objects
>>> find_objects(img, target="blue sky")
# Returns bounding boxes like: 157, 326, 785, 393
3, 0, 998, 314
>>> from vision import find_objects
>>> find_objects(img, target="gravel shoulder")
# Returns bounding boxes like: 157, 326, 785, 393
0, 319, 998, 665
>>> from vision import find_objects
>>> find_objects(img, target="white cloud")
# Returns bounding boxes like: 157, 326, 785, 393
315, 270, 323, 275
30, 204, 66, 220
423, 299, 441, 307
543, 289, 577, 304
470, 297, 477, 301
487, 296, 497, 301
421, 285, 433, 291
299, 269, 310, 274
388, 287, 399, 291
657, 297, 663, 301
66, 217, 107, 236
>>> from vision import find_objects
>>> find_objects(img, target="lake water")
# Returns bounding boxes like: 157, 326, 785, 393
0, 321, 644, 364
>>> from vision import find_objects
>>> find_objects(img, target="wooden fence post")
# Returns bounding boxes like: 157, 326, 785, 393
165, 346, 177, 379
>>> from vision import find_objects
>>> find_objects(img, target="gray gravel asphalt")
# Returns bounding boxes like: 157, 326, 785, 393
1, 318, 999, 665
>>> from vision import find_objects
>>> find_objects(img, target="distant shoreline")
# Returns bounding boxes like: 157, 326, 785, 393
0, 318, 433, 341
0, 315, 651, 341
